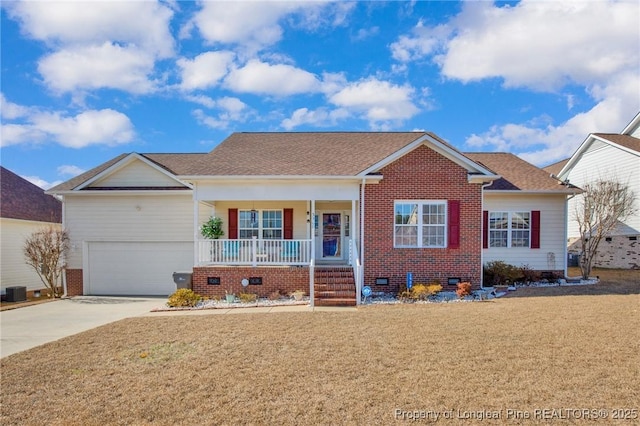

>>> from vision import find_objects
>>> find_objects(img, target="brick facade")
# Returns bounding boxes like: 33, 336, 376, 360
363, 145, 483, 292
192, 266, 310, 298
65, 269, 84, 296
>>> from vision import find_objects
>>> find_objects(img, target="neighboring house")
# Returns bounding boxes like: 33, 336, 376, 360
1, 166, 62, 295
555, 112, 640, 269
48, 132, 576, 305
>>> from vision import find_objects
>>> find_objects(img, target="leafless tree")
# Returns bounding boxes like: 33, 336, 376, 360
23, 226, 69, 298
574, 180, 636, 279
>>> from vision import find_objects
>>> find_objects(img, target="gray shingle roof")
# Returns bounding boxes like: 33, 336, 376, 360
1, 166, 62, 223
465, 153, 577, 192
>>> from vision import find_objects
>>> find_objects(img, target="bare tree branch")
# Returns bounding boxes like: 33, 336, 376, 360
573, 180, 637, 279
23, 226, 69, 298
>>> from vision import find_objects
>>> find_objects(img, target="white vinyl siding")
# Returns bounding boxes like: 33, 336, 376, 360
483, 194, 567, 271
215, 201, 308, 240
64, 194, 194, 269
1, 219, 61, 292
89, 159, 182, 187
565, 142, 640, 238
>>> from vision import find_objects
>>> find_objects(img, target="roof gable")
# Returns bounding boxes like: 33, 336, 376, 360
558, 133, 640, 180
1, 166, 62, 223
75, 153, 191, 191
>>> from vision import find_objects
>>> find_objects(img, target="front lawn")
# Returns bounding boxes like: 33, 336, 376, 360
1, 270, 638, 425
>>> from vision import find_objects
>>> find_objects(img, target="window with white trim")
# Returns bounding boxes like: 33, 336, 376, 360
394, 201, 447, 248
239, 210, 282, 239
489, 211, 530, 248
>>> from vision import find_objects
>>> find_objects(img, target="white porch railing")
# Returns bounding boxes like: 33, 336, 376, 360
349, 238, 363, 305
198, 237, 312, 266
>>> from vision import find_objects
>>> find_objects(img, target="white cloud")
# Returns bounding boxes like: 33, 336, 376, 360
436, 1, 639, 91
177, 51, 236, 91
22, 175, 63, 190
31, 109, 135, 148
0, 93, 30, 119
6, 1, 174, 96
281, 107, 350, 130
190, 1, 354, 53
192, 97, 251, 130
57, 165, 86, 177
6, 1, 174, 58
192, 2, 299, 50
392, 0, 640, 164
329, 78, 419, 123
2, 105, 135, 149
38, 43, 157, 94
390, 19, 447, 62
224, 60, 321, 96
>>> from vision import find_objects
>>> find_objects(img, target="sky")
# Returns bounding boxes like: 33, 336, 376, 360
1, 0, 639, 189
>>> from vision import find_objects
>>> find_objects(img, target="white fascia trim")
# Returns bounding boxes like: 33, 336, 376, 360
358, 133, 496, 177
621, 111, 640, 135
51, 190, 193, 196
468, 174, 500, 184
75, 153, 192, 190
181, 175, 384, 183
483, 189, 581, 195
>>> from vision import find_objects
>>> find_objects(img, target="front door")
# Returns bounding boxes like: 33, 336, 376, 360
320, 213, 342, 260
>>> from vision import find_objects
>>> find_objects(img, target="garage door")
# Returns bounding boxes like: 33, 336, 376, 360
87, 242, 193, 296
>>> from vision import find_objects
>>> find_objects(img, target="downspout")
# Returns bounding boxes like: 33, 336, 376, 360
193, 182, 199, 268
359, 178, 365, 284
564, 192, 578, 278
480, 181, 494, 289
61, 195, 68, 298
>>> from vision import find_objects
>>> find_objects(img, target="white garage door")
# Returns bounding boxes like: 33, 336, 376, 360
87, 242, 193, 296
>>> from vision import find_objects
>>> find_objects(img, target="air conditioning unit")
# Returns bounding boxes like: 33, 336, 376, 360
6, 286, 27, 302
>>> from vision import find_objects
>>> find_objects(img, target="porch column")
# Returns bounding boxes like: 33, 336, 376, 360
193, 186, 199, 267
310, 199, 315, 308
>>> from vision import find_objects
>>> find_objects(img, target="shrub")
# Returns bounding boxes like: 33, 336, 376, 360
519, 264, 540, 284
167, 289, 202, 307
400, 282, 443, 301
456, 282, 472, 298
238, 292, 258, 303
268, 290, 283, 301
483, 260, 521, 286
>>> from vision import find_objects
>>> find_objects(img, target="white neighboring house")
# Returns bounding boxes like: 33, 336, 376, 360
1, 166, 62, 295
556, 112, 640, 269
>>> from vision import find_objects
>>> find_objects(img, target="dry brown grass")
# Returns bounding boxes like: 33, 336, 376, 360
2, 270, 639, 425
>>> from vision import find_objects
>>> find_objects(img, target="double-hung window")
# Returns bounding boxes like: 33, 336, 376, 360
488, 211, 530, 248
394, 201, 447, 248
239, 210, 282, 239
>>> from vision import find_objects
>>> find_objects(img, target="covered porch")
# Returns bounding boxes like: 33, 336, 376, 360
190, 179, 366, 305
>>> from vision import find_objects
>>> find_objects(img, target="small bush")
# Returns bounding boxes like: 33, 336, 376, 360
238, 292, 258, 303
399, 282, 443, 301
268, 290, 283, 301
167, 289, 202, 307
456, 282, 472, 298
483, 260, 521, 286
519, 264, 540, 284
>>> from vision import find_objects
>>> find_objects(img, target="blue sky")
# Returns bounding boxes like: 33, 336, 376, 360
1, 0, 639, 189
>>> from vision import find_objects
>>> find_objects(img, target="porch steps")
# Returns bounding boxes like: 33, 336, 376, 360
314, 267, 356, 307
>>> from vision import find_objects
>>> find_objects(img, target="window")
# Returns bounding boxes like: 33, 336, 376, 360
394, 201, 447, 248
489, 211, 530, 248
239, 210, 282, 239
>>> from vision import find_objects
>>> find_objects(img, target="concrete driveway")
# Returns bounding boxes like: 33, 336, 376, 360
1, 296, 165, 358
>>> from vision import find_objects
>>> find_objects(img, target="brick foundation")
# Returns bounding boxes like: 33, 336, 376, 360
192, 266, 310, 298
363, 145, 483, 293
65, 269, 84, 296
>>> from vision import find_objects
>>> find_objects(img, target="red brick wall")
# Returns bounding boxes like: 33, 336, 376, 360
65, 269, 84, 296
363, 145, 483, 291
192, 266, 310, 298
